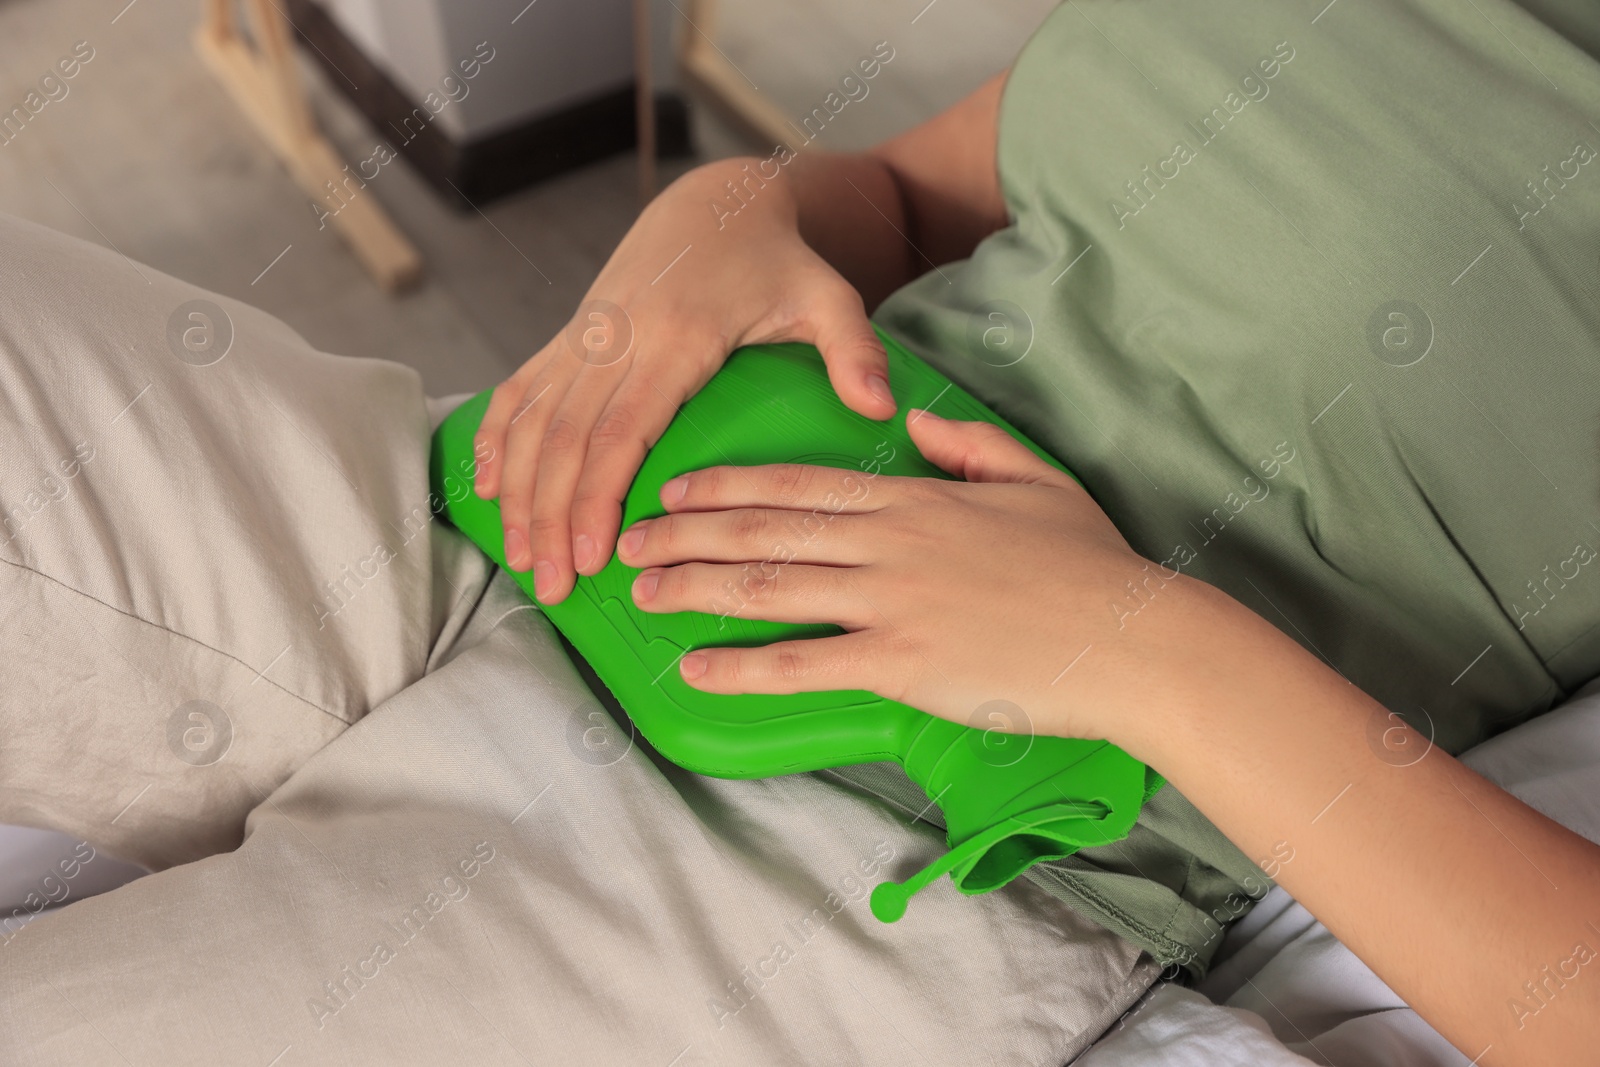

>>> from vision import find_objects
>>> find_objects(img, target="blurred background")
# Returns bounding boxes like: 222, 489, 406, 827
0, 0, 1053, 927
0, 0, 1055, 396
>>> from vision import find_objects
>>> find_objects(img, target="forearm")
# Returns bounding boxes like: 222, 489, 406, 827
788, 152, 921, 310
679, 152, 925, 312
1116, 577, 1600, 1065
677, 71, 1009, 312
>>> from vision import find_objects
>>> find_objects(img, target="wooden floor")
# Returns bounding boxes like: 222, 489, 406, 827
0, 0, 1053, 396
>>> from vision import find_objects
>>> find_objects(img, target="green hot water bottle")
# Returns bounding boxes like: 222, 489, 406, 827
429, 330, 1161, 922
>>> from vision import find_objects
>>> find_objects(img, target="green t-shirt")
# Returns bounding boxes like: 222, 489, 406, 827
865, 0, 1600, 974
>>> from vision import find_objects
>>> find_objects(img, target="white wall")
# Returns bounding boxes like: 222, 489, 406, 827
314, 0, 665, 142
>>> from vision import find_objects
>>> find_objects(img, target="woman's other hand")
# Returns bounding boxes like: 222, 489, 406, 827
615, 413, 1197, 744
472, 161, 896, 603
473, 72, 1010, 605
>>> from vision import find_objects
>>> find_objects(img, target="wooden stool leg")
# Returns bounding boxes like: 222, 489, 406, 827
195, 0, 423, 292
674, 0, 795, 151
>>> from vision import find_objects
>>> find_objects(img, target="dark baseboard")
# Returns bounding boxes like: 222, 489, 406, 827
284, 0, 692, 209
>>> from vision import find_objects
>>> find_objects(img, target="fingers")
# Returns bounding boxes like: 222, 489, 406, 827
522, 374, 619, 602
802, 283, 897, 420
631, 561, 874, 628
474, 356, 556, 501
568, 370, 698, 577
617, 509, 869, 569
661, 463, 888, 516
493, 355, 583, 576
905, 411, 1077, 489
676, 632, 882, 696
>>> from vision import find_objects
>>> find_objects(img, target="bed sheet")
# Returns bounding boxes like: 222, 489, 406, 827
1075, 673, 1600, 1066
8, 658, 1594, 1064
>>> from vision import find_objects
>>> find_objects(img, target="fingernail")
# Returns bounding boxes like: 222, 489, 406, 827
661, 476, 688, 505
632, 570, 660, 604
533, 560, 558, 601
505, 527, 528, 568
680, 652, 707, 680
573, 533, 596, 572
867, 373, 894, 408
912, 407, 942, 421
618, 524, 646, 560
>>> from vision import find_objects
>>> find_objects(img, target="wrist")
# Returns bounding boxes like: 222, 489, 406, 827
1076, 573, 1292, 762
672, 158, 800, 230
1105, 573, 1370, 776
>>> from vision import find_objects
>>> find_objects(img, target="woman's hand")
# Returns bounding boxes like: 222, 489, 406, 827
472, 160, 899, 604
618, 409, 1600, 1067
616, 411, 1202, 742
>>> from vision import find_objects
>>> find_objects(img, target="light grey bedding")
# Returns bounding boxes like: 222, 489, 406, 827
0, 209, 1158, 1066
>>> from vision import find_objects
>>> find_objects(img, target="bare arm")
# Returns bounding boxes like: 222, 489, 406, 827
779, 71, 1011, 308
1126, 581, 1600, 1065
782, 86, 1600, 1061
793, 67, 1600, 1064
620, 414, 1600, 1065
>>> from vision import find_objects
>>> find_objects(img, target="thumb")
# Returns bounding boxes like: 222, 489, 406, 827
907, 410, 1077, 488
804, 285, 897, 420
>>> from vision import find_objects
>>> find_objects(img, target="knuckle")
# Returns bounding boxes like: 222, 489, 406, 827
774, 645, 808, 682
542, 418, 584, 455
590, 406, 639, 451
693, 466, 725, 500
528, 515, 566, 543
729, 509, 770, 549
650, 515, 677, 555
975, 425, 1016, 456
668, 563, 698, 602
769, 465, 813, 507
840, 331, 883, 363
